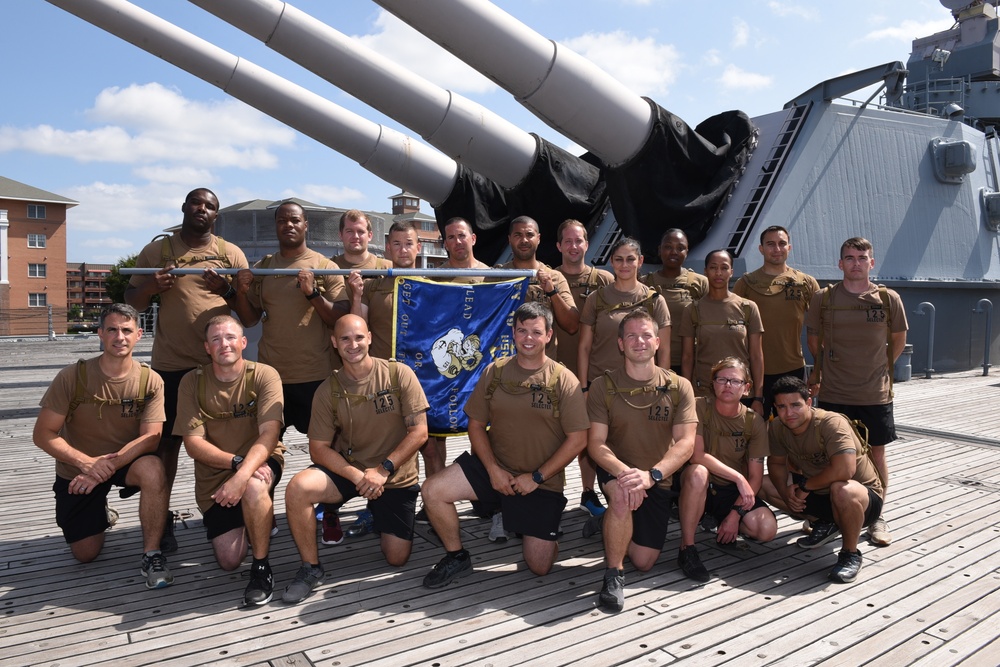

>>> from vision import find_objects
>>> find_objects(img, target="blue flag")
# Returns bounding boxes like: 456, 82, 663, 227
392, 277, 529, 436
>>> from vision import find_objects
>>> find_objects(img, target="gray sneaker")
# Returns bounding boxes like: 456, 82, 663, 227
598, 569, 625, 612
282, 564, 325, 604
423, 552, 473, 589
140, 553, 174, 589
488, 513, 510, 543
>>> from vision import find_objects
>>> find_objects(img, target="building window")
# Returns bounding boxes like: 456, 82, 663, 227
28, 234, 46, 248
29, 293, 48, 307
28, 263, 47, 278
27, 204, 46, 219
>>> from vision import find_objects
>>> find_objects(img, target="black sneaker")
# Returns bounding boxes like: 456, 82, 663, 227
423, 552, 473, 589
580, 490, 606, 517
598, 569, 625, 612
415, 507, 430, 525
678, 545, 710, 582
796, 522, 841, 549
243, 562, 274, 606
828, 549, 863, 583
582, 513, 604, 539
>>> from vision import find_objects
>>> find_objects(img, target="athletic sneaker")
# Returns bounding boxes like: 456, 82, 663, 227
270, 517, 279, 537
828, 549, 863, 583
345, 508, 375, 538
243, 561, 274, 606
797, 522, 841, 549
867, 517, 892, 546
321, 513, 344, 546
140, 552, 174, 589
282, 563, 325, 604
699, 513, 718, 533
582, 513, 603, 539
160, 514, 178, 554
414, 507, 430, 525
423, 552, 473, 589
106, 502, 119, 527
677, 545, 710, 582
580, 490, 606, 517
488, 513, 510, 543
598, 568, 625, 612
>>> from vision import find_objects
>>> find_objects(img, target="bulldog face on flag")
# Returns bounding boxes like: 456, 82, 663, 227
431, 328, 484, 379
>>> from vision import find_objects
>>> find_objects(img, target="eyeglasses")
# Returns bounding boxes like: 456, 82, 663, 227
713, 377, 748, 387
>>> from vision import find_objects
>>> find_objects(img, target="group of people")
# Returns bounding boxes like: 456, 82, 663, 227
33, 187, 908, 614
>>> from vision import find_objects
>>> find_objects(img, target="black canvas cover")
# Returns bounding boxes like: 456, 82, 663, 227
605, 99, 756, 258
434, 136, 608, 266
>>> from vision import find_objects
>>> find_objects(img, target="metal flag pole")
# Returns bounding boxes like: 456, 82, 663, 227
119, 267, 537, 278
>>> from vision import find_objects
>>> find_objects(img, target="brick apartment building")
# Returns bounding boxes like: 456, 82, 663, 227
66, 262, 113, 321
0, 176, 77, 336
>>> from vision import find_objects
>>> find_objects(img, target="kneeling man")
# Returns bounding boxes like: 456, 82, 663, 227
768, 376, 883, 583
282, 315, 429, 604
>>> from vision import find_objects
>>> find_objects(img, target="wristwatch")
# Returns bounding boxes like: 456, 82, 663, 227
305, 286, 321, 300
231, 455, 244, 471
649, 467, 664, 484
532, 470, 544, 484
544, 288, 558, 297
797, 476, 810, 492
381, 459, 395, 475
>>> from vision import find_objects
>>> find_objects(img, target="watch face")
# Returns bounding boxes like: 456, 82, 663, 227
650, 469, 663, 483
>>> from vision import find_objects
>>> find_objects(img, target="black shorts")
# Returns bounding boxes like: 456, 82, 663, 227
455, 452, 567, 541
155, 368, 194, 440
703, 483, 771, 525
203, 458, 283, 540
313, 465, 419, 541
816, 401, 896, 447
282, 380, 324, 436
804, 486, 883, 527
53, 457, 146, 543
596, 466, 677, 551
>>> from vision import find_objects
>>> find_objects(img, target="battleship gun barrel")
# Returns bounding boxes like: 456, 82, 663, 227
120, 268, 536, 279
187, 0, 537, 189
46, 0, 458, 206
371, 0, 654, 166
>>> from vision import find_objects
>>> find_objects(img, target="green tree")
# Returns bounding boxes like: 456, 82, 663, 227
67, 304, 83, 321
106, 253, 154, 305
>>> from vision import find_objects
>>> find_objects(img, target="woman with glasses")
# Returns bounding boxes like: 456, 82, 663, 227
679, 249, 765, 414
677, 357, 776, 558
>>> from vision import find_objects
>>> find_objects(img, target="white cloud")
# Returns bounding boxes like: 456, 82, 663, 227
719, 65, 774, 92
0, 83, 296, 169
353, 11, 496, 94
703, 49, 723, 67
767, 2, 820, 20
64, 181, 179, 239
563, 31, 681, 97
732, 19, 750, 49
861, 19, 954, 44
81, 237, 134, 249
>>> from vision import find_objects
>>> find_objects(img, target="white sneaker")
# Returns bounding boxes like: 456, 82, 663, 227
488, 513, 510, 543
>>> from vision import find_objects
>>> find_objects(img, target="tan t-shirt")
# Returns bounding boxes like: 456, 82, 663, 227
768, 408, 883, 496
331, 253, 393, 368
695, 397, 768, 486
733, 267, 819, 375
806, 283, 908, 405
587, 367, 697, 490
129, 234, 249, 371
40, 358, 166, 480
579, 284, 670, 383
360, 275, 399, 360
308, 359, 428, 490
249, 249, 348, 383
555, 265, 614, 377
464, 357, 589, 493
174, 362, 286, 513
642, 269, 709, 367
679, 294, 764, 396
435, 258, 493, 284
498, 262, 575, 362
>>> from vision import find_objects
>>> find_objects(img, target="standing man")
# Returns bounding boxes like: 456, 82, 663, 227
806, 237, 907, 547
280, 315, 429, 604
439, 216, 492, 276
33, 303, 173, 589
768, 377, 884, 583
641, 229, 708, 373
499, 215, 579, 360
733, 226, 820, 416
125, 187, 249, 552
554, 219, 613, 518
420, 302, 589, 588
587, 310, 698, 612
175, 315, 285, 606
332, 208, 393, 274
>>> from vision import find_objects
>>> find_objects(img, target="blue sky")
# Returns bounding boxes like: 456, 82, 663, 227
2, 0, 954, 263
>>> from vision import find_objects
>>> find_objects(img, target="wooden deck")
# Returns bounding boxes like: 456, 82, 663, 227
1, 337, 999, 666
